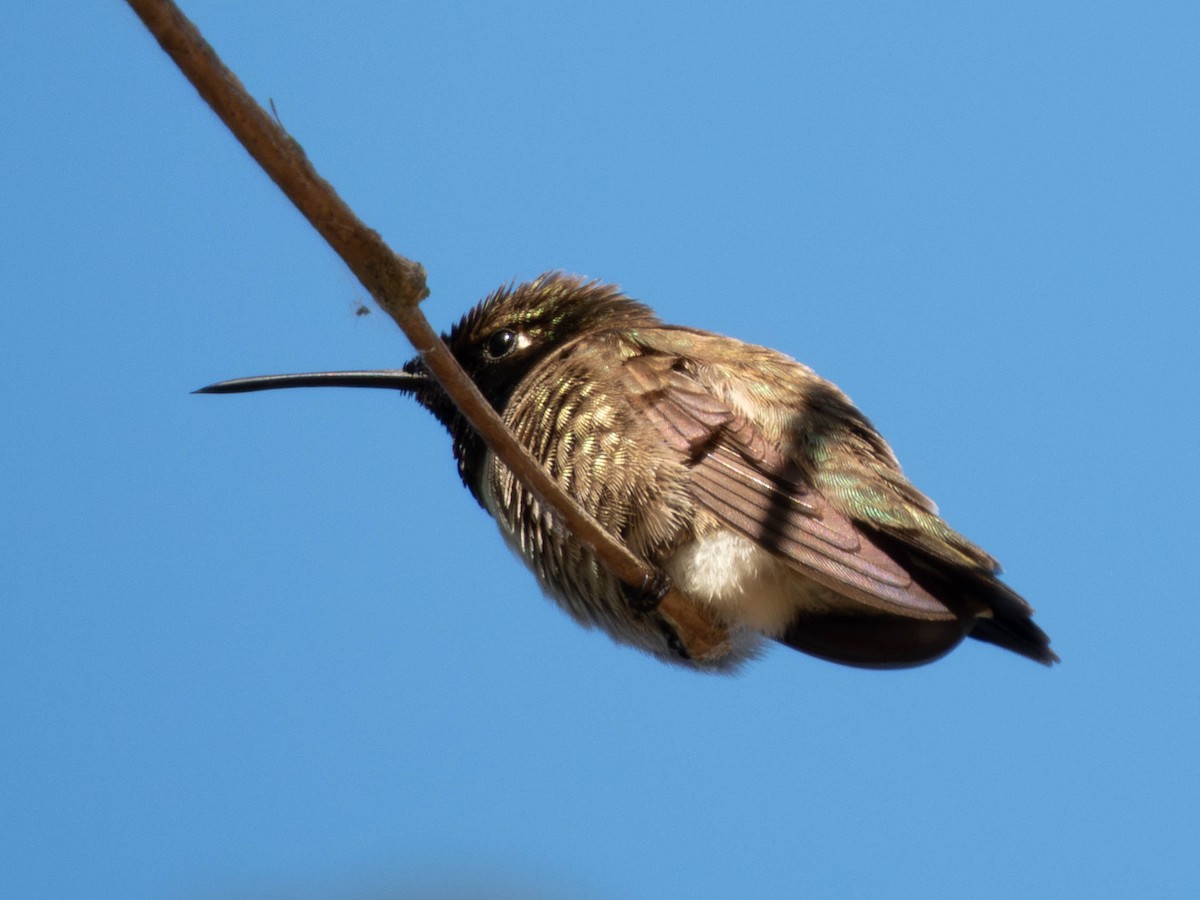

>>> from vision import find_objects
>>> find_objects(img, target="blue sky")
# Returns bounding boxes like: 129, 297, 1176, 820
2, 2, 1197, 897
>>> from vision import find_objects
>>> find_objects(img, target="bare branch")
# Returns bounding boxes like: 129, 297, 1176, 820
124, 0, 731, 662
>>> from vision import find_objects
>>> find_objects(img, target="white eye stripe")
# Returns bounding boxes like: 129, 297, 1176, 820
512, 332, 533, 351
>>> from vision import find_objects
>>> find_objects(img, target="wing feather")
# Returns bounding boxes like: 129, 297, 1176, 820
623, 353, 953, 619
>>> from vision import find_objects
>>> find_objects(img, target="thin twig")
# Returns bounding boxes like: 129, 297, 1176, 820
124, 0, 730, 662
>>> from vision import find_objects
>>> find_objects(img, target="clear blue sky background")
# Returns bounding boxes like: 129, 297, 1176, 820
3, 3, 1197, 898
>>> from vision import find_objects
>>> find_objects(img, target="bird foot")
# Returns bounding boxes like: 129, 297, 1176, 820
622, 570, 672, 613
622, 572, 692, 661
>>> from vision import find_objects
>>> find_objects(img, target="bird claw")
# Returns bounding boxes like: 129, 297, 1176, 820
622, 570, 672, 614
656, 619, 692, 661
622, 572, 692, 661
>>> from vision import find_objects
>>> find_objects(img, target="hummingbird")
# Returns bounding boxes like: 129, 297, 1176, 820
198, 272, 1056, 671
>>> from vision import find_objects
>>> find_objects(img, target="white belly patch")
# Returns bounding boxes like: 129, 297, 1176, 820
665, 530, 813, 637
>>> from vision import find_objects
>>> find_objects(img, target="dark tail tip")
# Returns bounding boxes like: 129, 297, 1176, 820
969, 614, 1059, 666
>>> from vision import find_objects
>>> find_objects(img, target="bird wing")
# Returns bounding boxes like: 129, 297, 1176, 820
621, 351, 956, 619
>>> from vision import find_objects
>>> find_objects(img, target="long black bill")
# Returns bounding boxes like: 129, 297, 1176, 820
194, 370, 428, 395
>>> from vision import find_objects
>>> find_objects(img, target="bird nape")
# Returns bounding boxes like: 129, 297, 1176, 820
197, 272, 1056, 672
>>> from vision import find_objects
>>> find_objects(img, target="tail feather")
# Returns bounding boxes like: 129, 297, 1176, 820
968, 581, 1058, 665
868, 528, 1058, 666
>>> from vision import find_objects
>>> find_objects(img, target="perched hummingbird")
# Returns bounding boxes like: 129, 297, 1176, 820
198, 273, 1056, 671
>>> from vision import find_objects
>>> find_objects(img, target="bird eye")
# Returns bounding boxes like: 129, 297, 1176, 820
484, 328, 519, 359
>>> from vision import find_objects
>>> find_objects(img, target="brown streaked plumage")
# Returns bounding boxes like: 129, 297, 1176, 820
197, 273, 1056, 671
